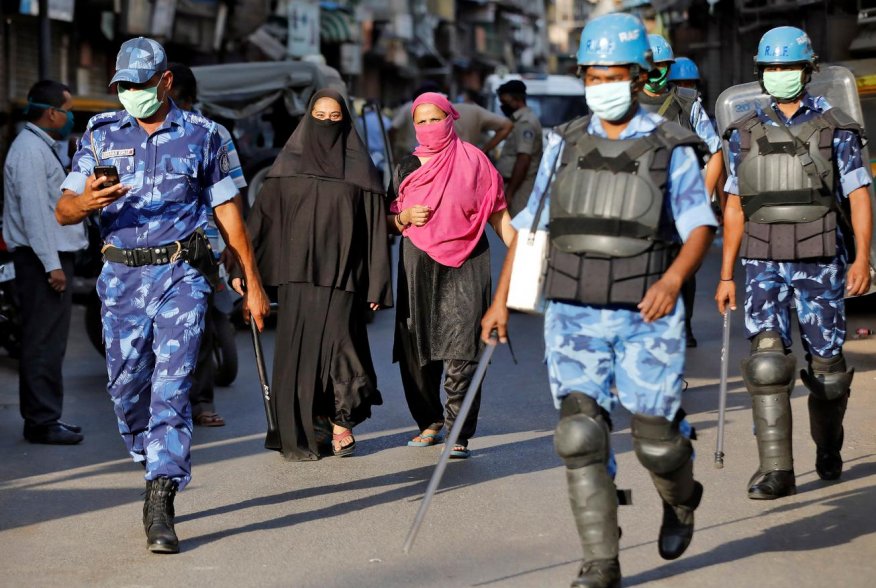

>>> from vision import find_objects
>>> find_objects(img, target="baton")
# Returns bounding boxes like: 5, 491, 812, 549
403, 332, 499, 554
714, 309, 731, 469
246, 295, 279, 440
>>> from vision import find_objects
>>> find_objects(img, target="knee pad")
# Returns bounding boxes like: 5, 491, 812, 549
554, 393, 610, 470
631, 414, 693, 476
741, 331, 796, 395
802, 353, 854, 401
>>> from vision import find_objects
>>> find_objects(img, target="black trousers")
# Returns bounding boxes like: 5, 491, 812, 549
396, 322, 481, 446
190, 295, 216, 417
13, 248, 74, 427
682, 274, 696, 335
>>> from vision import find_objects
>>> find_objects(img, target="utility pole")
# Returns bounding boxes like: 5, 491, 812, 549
38, 0, 50, 79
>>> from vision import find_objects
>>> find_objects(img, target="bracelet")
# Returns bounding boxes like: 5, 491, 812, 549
720, 277, 734, 282
396, 213, 409, 228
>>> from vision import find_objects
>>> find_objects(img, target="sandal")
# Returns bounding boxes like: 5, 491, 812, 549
194, 412, 226, 427
449, 444, 470, 459
332, 429, 356, 457
407, 431, 443, 447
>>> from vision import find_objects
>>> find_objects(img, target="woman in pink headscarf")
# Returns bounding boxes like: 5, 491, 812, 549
388, 92, 515, 459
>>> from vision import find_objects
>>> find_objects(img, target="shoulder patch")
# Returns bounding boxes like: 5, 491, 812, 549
219, 146, 231, 174
522, 128, 535, 141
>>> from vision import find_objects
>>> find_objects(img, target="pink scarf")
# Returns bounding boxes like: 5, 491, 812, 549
392, 93, 506, 268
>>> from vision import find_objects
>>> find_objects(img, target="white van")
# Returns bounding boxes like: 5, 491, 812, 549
484, 73, 588, 133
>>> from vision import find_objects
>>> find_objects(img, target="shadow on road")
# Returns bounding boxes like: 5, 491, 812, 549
179, 435, 559, 551
470, 458, 876, 587
623, 459, 876, 587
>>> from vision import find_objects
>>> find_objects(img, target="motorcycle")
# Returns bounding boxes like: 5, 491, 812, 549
0, 233, 22, 360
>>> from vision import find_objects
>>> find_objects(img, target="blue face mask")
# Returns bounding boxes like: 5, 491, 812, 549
585, 81, 634, 122
27, 101, 74, 139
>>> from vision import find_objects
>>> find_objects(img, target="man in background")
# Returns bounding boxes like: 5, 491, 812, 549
495, 80, 543, 215
3, 80, 86, 445
454, 89, 514, 154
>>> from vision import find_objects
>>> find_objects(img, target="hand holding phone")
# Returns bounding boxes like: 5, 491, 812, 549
93, 165, 120, 189
85, 166, 129, 211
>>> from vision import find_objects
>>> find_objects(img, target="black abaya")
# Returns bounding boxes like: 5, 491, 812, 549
245, 90, 392, 461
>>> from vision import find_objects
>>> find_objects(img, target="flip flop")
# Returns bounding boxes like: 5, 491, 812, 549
332, 429, 356, 457
194, 412, 226, 427
407, 432, 443, 447
449, 445, 471, 459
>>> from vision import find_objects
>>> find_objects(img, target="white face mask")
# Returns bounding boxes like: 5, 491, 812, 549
585, 81, 634, 122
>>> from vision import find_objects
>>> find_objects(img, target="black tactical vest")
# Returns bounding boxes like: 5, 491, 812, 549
639, 86, 698, 132
726, 108, 862, 260
544, 116, 706, 307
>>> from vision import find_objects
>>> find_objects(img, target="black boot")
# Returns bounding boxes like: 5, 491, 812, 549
571, 558, 621, 588
748, 390, 795, 500
143, 478, 179, 553
801, 354, 853, 481
747, 469, 796, 500
808, 393, 849, 481
566, 464, 621, 588
658, 481, 703, 560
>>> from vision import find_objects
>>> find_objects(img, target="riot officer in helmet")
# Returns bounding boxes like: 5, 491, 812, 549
716, 26, 872, 499
482, 13, 717, 588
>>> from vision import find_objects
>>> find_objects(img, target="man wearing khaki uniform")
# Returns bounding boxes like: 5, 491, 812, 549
495, 80, 543, 215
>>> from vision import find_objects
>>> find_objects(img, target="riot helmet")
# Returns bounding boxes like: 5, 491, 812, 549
577, 13, 652, 122
754, 26, 818, 101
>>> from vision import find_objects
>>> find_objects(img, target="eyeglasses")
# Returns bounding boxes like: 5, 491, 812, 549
312, 111, 343, 121
117, 74, 166, 92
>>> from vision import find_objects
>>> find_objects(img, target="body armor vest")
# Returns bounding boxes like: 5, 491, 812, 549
639, 87, 698, 132
544, 116, 705, 307
726, 108, 862, 260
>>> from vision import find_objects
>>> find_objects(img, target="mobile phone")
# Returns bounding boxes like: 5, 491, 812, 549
93, 165, 120, 189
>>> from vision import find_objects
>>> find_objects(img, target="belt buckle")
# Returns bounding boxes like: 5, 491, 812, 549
132, 248, 147, 266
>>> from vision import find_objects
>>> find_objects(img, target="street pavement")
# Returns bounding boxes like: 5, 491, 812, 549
1, 234, 875, 588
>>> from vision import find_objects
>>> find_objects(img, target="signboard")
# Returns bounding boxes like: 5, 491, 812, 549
19, 0, 75, 22
288, 0, 320, 57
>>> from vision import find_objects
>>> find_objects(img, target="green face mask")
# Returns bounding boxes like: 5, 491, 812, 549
645, 66, 670, 93
762, 70, 804, 101
117, 83, 163, 119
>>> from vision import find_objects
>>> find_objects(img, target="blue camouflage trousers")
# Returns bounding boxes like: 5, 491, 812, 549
544, 300, 691, 476
742, 258, 846, 358
97, 262, 210, 490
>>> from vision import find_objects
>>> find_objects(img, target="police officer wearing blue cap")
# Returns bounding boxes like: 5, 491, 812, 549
482, 13, 717, 587
716, 27, 872, 499
55, 37, 270, 553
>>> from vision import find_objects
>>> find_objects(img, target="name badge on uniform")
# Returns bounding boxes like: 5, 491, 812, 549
101, 148, 135, 158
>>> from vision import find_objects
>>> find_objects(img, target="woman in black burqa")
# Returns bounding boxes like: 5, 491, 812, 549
241, 89, 392, 461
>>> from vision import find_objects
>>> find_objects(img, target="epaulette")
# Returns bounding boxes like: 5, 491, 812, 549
182, 110, 216, 131
86, 110, 123, 130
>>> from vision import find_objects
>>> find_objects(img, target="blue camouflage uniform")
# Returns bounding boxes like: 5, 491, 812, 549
61, 102, 236, 489
513, 108, 717, 475
724, 95, 870, 358
689, 99, 722, 156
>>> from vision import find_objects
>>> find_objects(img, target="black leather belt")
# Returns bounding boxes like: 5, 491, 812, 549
101, 240, 186, 267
